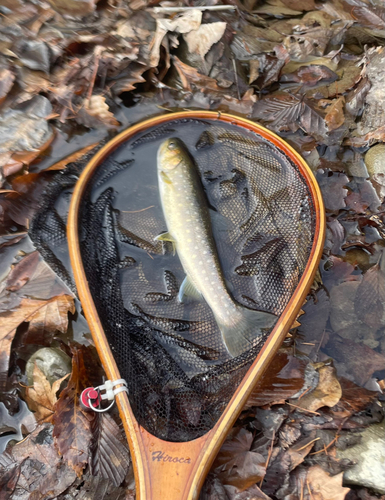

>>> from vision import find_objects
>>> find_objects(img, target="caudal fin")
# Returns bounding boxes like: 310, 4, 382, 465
217, 307, 277, 358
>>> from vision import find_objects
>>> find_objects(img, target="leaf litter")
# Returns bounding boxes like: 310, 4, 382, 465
0, 0, 384, 498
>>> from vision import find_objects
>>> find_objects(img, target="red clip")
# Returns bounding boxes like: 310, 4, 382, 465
80, 387, 102, 410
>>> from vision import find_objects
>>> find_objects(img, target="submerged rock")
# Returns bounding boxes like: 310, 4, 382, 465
26, 347, 72, 386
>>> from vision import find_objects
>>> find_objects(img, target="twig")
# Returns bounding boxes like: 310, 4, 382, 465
300, 478, 304, 500
286, 402, 320, 416
295, 437, 320, 451
259, 429, 275, 488
307, 479, 316, 500
232, 58, 241, 100
121, 206, 155, 214
310, 434, 339, 455
151, 5, 236, 13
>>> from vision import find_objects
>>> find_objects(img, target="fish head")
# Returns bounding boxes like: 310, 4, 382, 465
157, 138, 187, 177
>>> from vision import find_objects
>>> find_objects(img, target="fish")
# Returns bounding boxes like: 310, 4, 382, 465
156, 137, 277, 357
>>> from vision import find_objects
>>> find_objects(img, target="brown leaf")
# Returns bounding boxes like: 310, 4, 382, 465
173, 56, 223, 93
351, 4, 385, 30
324, 97, 345, 131
77, 96, 120, 129
280, 65, 338, 86
0, 297, 59, 391
2, 424, 77, 498
331, 377, 378, 418
5, 251, 40, 292
354, 261, 385, 330
316, 170, 349, 212
45, 143, 99, 171
0, 68, 15, 105
213, 428, 266, 490
53, 347, 95, 477
344, 124, 385, 147
324, 335, 385, 386
294, 364, 342, 412
46, 0, 97, 17
184, 22, 227, 58
0, 463, 21, 500
27, 295, 75, 337
90, 412, 130, 487
245, 350, 308, 408
25, 363, 69, 423
306, 465, 350, 499
306, 60, 362, 99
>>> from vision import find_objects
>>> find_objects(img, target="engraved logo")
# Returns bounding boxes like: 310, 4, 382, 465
151, 451, 191, 464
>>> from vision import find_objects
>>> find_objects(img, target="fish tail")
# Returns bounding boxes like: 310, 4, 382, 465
217, 307, 277, 358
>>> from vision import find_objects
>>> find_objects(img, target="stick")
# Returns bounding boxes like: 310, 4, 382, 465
152, 5, 236, 13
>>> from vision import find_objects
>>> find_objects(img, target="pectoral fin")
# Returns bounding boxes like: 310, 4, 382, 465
178, 275, 202, 303
160, 171, 172, 184
155, 232, 176, 254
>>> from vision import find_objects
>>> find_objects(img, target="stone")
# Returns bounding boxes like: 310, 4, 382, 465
337, 420, 385, 494
26, 347, 72, 386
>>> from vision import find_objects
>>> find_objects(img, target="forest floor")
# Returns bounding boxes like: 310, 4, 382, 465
0, 0, 385, 498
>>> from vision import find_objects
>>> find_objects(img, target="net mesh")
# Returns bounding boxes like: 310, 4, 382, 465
31, 118, 316, 442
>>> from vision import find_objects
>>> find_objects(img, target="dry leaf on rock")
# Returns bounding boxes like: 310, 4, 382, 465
0, 297, 60, 392
90, 412, 130, 487
25, 363, 69, 423
294, 364, 342, 412
77, 96, 120, 129
184, 22, 226, 58
53, 346, 96, 477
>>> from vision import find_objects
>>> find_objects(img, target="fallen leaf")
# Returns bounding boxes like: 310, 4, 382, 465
324, 335, 385, 386
0, 424, 77, 498
315, 170, 349, 212
27, 294, 75, 338
77, 96, 120, 129
25, 363, 69, 423
90, 412, 130, 487
345, 77, 371, 117
184, 22, 226, 58
44, 142, 99, 171
5, 251, 40, 292
46, 0, 97, 17
245, 350, 309, 408
173, 56, 223, 93
324, 96, 345, 131
351, 4, 385, 30
0, 463, 21, 500
331, 378, 379, 418
306, 60, 362, 99
306, 465, 350, 499
281, 0, 315, 11
53, 346, 95, 477
0, 68, 15, 105
213, 428, 266, 490
354, 260, 385, 330
0, 297, 60, 391
294, 364, 342, 412
280, 64, 338, 86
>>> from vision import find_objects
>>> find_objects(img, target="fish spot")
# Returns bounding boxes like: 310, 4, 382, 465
187, 238, 192, 242
192, 254, 197, 259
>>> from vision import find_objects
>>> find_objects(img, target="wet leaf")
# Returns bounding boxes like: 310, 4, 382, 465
280, 64, 338, 86
345, 77, 371, 117
294, 364, 342, 412
306, 60, 362, 99
44, 142, 99, 171
245, 350, 309, 408
213, 428, 266, 490
90, 412, 130, 487
53, 347, 95, 477
354, 261, 385, 330
316, 170, 349, 212
0, 297, 60, 391
0, 462, 21, 500
173, 56, 224, 93
351, 4, 385, 31
306, 465, 350, 499
25, 363, 69, 423
4, 251, 40, 292
0, 424, 77, 498
77, 96, 120, 129
27, 295, 75, 338
331, 378, 379, 418
324, 336, 385, 386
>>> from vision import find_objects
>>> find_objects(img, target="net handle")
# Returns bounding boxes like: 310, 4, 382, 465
67, 110, 325, 500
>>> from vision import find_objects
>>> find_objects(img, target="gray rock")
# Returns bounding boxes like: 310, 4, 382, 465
337, 419, 385, 494
26, 347, 72, 386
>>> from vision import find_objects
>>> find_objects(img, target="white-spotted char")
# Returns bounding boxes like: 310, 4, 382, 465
156, 137, 277, 357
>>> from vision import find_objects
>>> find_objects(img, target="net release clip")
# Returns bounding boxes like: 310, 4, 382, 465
80, 379, 128, 413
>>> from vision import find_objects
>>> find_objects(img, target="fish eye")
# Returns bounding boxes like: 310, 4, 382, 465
168, 141, 176, 150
